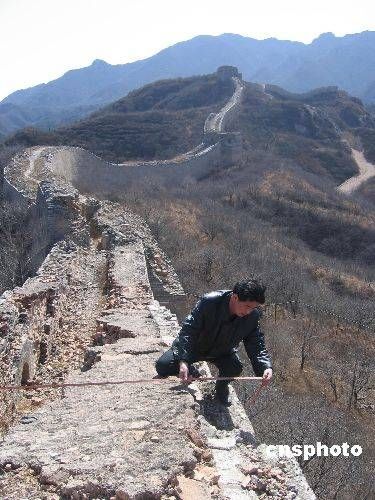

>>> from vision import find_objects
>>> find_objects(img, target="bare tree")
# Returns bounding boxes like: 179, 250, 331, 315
299, 318, 320, 370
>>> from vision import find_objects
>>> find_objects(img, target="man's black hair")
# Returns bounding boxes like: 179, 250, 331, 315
232, 278, 266, 304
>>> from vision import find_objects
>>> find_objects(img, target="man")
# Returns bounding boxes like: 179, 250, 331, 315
155, 278, 273, 406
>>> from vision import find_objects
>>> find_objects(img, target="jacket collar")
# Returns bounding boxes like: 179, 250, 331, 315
221, 290, 235, 320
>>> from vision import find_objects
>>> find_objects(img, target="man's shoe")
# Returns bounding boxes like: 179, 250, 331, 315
215, 382, 232, 406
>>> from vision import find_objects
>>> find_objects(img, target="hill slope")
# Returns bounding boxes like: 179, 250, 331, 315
234, 83, 375, 183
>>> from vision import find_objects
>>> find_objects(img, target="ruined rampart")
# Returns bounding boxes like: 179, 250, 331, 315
0, 67, 315, 499
0, 193, 315, 498
0, 239, 105, 427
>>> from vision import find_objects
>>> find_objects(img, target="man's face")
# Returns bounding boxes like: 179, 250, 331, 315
231, 294, 261, 317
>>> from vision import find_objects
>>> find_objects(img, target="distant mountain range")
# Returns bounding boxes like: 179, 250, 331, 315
1, 31, 375, 137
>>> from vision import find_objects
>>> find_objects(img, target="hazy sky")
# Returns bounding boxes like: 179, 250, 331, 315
1, 0, 374, 100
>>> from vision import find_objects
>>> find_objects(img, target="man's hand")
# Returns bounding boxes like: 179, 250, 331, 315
262, 368, 273, 386
179, 361, 190, 384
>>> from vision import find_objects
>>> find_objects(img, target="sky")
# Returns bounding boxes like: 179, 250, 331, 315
1, 0, 374, 100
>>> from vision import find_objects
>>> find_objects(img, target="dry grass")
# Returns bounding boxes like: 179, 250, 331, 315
311, 266, 375, 299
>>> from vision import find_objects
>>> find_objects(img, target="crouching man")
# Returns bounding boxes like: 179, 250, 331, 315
155, 279, 273, 406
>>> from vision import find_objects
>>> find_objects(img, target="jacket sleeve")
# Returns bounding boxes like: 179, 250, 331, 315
243, 310, 272, 376
174, 297, 208, 363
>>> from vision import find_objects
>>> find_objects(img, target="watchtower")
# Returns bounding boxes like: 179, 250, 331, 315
217, 66, 242, 82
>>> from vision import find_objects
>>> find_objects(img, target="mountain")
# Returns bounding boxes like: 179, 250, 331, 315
256, 31, 375, 99
6, 70, 375, 190
0, 103, 32, 137
4, 73, 235, 162
2, 31, 375, 138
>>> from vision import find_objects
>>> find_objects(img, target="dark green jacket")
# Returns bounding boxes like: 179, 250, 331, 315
172, 290, 272, 376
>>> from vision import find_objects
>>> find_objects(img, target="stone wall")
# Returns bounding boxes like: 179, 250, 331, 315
0, 178, 187, 432
43, 142, 222, 197
204, 76, 244, 134
3, 67, 244, 204
0, 66, 315, 498
0, 188, 187, 433
0, 239, 103, 430
2, 149, 93, 275
0, 198, 315, 499
220, 131, 243, 166
217, 65, 243, 82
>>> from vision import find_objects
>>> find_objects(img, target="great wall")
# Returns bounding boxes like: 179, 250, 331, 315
0, 66, 319, 499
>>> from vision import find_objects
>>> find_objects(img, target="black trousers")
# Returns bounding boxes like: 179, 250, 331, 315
155, 348, 243, 382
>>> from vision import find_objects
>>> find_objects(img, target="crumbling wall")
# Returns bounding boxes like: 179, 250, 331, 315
2, 151, 92, 276
1, 233, 113, 422
0, 66, 315, 498
43, 142, 222, 197
0, 191, 187, 433
0, 213, 315, 499
0, 241, 87, 429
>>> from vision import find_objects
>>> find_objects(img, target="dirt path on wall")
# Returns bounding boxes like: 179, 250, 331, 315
24, 146, 46, 179
204, 77, 244, 133
338, 148, 375, 194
